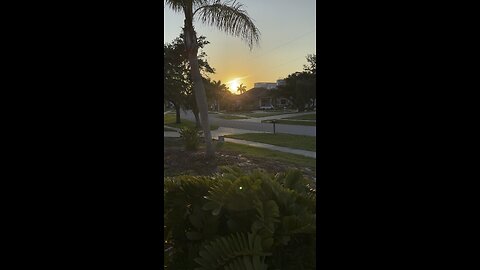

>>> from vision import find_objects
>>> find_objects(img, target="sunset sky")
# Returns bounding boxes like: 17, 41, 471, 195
164, 0, 316, 94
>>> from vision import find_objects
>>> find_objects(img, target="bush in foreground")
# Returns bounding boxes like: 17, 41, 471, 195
164, 167, 316, 269
179, 126, 202, 151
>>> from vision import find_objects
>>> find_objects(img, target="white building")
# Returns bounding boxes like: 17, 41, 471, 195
254, 82, 277, 89
276, 79, 286, 87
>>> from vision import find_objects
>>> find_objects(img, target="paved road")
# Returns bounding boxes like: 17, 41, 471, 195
164, 111, 317, 158
234, 111, 315, 122
179, 110, 316, 137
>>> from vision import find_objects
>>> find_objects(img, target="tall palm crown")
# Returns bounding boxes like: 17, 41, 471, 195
165, 0, 260, 158
165, 0, 260, 49
237, 83, 247, 94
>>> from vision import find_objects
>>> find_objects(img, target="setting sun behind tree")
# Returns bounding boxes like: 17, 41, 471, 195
237, 83, 247, 95
228, 78, 241, 94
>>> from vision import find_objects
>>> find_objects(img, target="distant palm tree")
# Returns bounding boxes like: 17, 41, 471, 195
212, 80, 228, 111
165, 0, 260, 158
236, 83, 247, 95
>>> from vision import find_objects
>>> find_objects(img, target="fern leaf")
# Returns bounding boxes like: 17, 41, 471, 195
194, 233, 268, 270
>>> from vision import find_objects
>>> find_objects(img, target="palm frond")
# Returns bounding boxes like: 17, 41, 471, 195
165, 0, 210, 12
194, 232, 269, 270
164, 0, 185, 12
194, 0, 260, 50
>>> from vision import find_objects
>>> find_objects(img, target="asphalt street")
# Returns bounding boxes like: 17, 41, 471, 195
179, 110, 316, 137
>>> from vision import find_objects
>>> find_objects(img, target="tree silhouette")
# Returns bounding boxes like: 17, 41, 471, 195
165, 0, 260, 158
236, 83, 247, 94
164, 34, 214, 125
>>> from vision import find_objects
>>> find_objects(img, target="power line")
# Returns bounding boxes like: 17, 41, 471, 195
231, 29, 315, 80
208, 29, 315, 87
253, 29, 315, 60
267, 56, 308, 74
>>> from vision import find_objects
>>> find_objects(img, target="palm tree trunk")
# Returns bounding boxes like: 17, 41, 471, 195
192, 106, 201, 128
174, 103, 181, 124
184, 25, 214, 158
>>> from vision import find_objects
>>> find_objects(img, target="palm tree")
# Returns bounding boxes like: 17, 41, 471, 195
165, 0, 260, 158
236, 83, 247, 95
211, 79, 228, 111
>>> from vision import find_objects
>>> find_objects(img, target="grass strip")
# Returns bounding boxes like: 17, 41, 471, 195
244, 112, 296, 118
216, 115, 250, 120
261, 119, 316, 126
164, 114, 218, 130
224, 133, 316, 152
282, 113, 316, 120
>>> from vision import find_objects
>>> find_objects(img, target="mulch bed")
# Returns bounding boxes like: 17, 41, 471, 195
164, 139, 316, 187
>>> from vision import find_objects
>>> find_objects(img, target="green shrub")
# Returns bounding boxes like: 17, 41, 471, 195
164, 167, 316, 269
179, 126, 202, 151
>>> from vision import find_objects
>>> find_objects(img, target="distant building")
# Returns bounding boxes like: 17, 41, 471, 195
236, 87, 293, 110
254, 82, 277, 90
254, 80, 286, 90
276, 79, 286, 87
240, 79, 291, 110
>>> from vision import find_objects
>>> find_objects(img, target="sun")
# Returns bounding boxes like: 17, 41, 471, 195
228, 79, 240, 93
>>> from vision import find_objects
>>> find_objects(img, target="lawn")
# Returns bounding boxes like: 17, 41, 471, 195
282, 113, 316, 120
243, 112, 296, 118
164, 137, 316, 183
164, 114, 218, 130
215, 115, 250, 120
262, 119, 316, 126
224, 133, 316, 152
217, 142, 316, 169
223, 110, 253, 114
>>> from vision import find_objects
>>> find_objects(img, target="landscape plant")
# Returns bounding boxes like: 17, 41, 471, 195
179, 126, 203, 151
164, 167, 316, 269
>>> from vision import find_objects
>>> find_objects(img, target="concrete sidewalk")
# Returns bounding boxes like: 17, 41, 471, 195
164, 126, 264, 138
164, 127, 316, 159
223, 138, 316, 159
233, 111, 316, 123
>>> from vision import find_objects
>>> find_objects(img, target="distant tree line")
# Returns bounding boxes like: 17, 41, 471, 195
275, 54, 316, 112
164, 33, 240, 124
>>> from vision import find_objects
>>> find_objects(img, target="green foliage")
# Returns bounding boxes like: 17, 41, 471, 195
164, 33, 215, 118
303, 54, 316, 75
179, 126, 203, 151
164, 167, 316, 269
195, 232, 269, 270
275, 54, 316, 112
